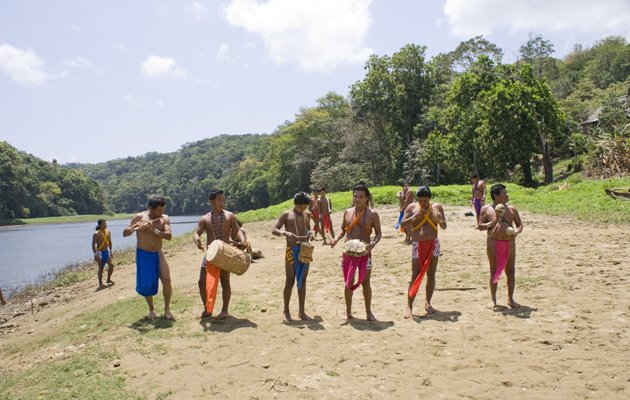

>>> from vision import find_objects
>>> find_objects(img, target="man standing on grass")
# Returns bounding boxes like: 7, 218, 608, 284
476, 183, 523, 309
123, 197, 174, 320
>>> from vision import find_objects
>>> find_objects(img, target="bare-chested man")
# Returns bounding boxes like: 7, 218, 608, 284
92, 219, 114, 289
476, 183, 523, 309
318, 187, 335, 244
308, 192, 322, 241
193, 189, 247, 319
123, 197, 173, 320
272, 192, 314, 322
471, 174, 486, 223
396, 182, 414, 244
331, 184, 382, 321
402, 186, 447, 317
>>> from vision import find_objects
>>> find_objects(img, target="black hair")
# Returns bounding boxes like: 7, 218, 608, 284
416, 186, 432, 198
208, 189, 224, 201
471, 174, 479, 179
353, 183, 370, 198
319, 187, 326, 192
293, 191, 310, 205
96, 219, 106, 231
148, 196, 166, 209
490, 183, 506, 201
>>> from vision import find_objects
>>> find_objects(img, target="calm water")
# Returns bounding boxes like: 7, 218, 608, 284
0, 216, 199, 297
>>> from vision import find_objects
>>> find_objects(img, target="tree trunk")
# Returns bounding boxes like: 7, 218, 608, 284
522, 158, 534, 187
539, 118, 553, 184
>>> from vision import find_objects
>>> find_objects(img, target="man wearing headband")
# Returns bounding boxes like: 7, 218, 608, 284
401, 186, 447, 317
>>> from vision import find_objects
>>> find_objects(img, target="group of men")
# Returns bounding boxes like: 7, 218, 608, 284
97, 176, 522, 322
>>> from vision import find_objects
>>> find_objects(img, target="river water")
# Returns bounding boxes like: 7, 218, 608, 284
0, 216, 199, 297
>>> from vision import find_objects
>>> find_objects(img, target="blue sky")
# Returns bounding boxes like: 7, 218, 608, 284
1, 0, 629, 163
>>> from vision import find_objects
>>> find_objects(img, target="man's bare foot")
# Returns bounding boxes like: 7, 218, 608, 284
343, 313, 354, 321
145, 311, 157, 320
366, 312, 376, 321
404, 307, 413, 319
97, 284, 106, 290
199, 310, 212, 319
425, 303, 436, 315
163, 310, 175, 320
106, 280, 115, 285
298, 312, 312, 321
283, 311, 293, 322
216, 311, 230, 319
322, 241, 328, 246
507, 299, 521, 308
487, 301, 498, 309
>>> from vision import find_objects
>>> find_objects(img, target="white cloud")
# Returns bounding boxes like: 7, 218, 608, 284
156, 98, 165, 108
444, 0, 630, 38
186, 1, 207, 19
223, 0, 373, 72
141, 55, 189, 79
62, 57, 93, 68
0, 43, 50, 85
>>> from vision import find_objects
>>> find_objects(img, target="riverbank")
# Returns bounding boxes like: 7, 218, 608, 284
0, 213, 134, 227
1, 205, 628, 399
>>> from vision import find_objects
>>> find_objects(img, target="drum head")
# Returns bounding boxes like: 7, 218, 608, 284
205, 240, 223, 262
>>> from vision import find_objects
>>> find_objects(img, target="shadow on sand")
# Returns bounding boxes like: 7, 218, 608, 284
282, 315, 325, 331
199, 316, 258, 333
494, 304, 537, 319
128, 316, 175, 333
412, 310, 461, 323
341, 318, 395, 332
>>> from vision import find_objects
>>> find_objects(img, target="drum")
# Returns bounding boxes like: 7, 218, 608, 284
343, 239, 368, 257
298, 241, 314, 264
205, 240, 251, 276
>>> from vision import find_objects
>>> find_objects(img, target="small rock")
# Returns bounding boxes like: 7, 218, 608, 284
262, 364, 270, 369
113, 361, 121, 368
261, 307, 267, 313
27, 329, 34, 334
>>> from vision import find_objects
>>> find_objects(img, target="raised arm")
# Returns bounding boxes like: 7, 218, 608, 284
123, 214, 143, 237
157, 215, 172, 240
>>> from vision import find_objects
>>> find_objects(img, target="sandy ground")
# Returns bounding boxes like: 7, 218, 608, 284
1, 205, 629, 399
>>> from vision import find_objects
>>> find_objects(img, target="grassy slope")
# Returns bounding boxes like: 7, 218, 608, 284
238, 176, 630, 225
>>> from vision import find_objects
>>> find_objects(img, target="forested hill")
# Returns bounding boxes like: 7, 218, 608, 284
68, 134, 272, 215
6, 35, 629, 218
0, 141, 105, 219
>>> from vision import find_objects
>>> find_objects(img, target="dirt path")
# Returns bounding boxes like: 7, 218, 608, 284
1, 206, 629, 399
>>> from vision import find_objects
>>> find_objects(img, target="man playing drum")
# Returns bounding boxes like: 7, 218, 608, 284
193, 189, 247, 319
331, 184, 382, 321
401, 186, 447, 318
123, 197, 174, 320
272, 192, 314, 322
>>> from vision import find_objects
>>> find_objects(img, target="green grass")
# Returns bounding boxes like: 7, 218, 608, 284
0, 213, 134, 226
237, 177, 630, 225
0, 351, 143, 400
